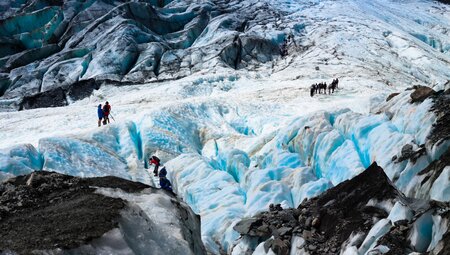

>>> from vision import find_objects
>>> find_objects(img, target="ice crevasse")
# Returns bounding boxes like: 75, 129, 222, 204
0, 90, 449, 254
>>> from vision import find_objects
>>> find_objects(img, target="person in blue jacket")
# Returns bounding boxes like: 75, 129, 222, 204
97, 104, 104, 127
159, 167, 173, 192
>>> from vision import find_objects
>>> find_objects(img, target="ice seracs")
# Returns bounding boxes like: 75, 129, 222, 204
1, 85, 448, 254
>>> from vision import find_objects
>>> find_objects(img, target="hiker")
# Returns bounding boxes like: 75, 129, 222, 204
330, 79, 338, 93
280, 38, 288, 56
97, 104, 104, 127
102, 101, 111, 124
149, 155, 161, 176
310, 85, 315, 97
158, 166, 173, 192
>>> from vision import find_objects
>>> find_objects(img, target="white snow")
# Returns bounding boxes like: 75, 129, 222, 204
358, 219, 392, 254
64, 228, 134, 255
387, 201, 413, 224
430, 166, 450, 202
95, 187, 201, 255
289, 236, 308, 255
253, 241, 276, 255
428, 215, 448, 252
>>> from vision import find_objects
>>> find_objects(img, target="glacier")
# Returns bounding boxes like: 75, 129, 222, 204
1, 0, 450, 254
1, 87, 449, 254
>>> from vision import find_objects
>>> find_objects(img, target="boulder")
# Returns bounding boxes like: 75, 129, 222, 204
386, 92, 400, 102
0, 171, 206, 254
19, 87, 67, 110
410, 85, 435, 103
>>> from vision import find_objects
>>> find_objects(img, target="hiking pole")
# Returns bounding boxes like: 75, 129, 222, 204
110, 112, 116, 122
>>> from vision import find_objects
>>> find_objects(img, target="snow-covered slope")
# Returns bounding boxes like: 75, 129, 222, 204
1, 0, 450, 110
1, 0, 450, 254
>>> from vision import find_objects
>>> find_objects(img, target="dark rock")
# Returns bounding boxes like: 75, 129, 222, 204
416, 147, 450, 199
269, 203, 275, 211
0, 73, 11, 97
19, 87, 68, 110
305, 217, 312, 228
264, 238, 290, 255
0, 171, 125, 254
394, 219, 409, 226
410, 85, 435, 103
312, 217, 320, 228
302, 230, 313, 241
376, 224, 412, 255
298, 215, 305, 225
234, 218, 272, 237
275, 204, 283, 211
395, 143, 427, 163
428, 89, 450, 146
276, 226, 292, 237
399, 225, 409, 232
436, 0, 450, 5
279, 211, 296, 222
362, 206, 389, 218
401, 144, 414, 158
386, 92, 400, 102
233, 218, 262, 235
256, 224, 271, 236
66, 79, 101, 101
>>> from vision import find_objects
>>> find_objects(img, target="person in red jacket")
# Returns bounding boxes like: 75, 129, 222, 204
102, 101, 111, 124
149, 155, 161, 176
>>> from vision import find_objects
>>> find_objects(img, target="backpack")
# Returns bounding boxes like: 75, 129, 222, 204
152, 155, 160, 164
103, 104, 111, 114
159, 167, 167, 178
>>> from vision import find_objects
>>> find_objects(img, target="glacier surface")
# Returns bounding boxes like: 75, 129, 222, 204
0, 0, 450, 254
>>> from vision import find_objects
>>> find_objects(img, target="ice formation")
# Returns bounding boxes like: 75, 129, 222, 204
0, 0, 450, 254
1, 87, 449, 254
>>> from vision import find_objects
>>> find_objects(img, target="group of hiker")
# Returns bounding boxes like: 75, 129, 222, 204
97, 101, 112, 127
95, 103, 174, 193
280, 35, 293, 57
149, 155, 173, 193
310, 78, 339, 97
